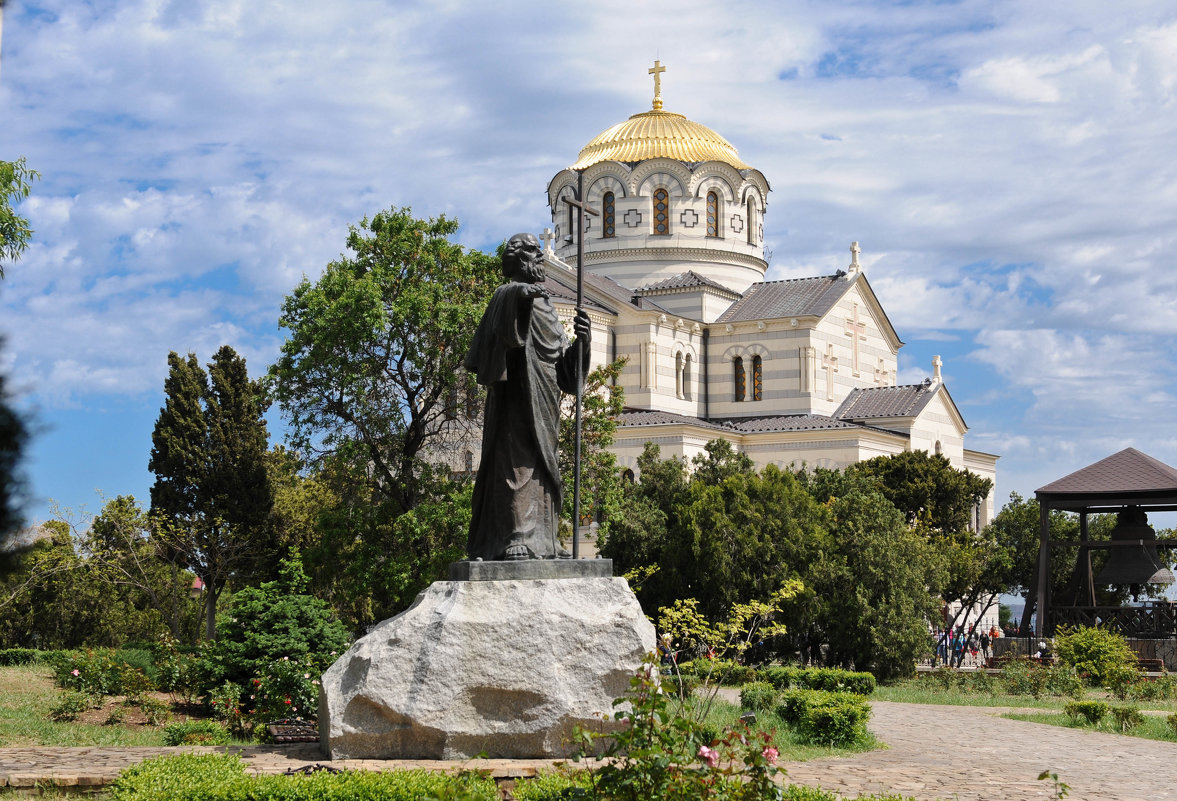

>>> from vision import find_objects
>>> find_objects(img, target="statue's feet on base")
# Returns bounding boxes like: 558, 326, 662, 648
556, 548, 572, 559
504, 544, 531, 561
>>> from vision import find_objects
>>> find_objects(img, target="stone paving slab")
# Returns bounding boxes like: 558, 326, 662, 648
4, 702, 1177, 798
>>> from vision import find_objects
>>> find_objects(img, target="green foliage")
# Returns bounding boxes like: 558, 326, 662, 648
846, 450, 992, 534
110, 753, 499, 801
1053, 626, 1138, 686
1167, 712, 1177, 737
753, 665, 875, 695
149, 346, 274, 640
1043, 665, 1086, 700
0, 648, 41, 665
559, 359, 626, 535
162, 720, 230, 746
739, 681, 778, 712
1037, 770, 1071, 800
775, 689, 872, 747
1111, 704, 1143, 732
198, 556, 348, 699
250, 654, 321, 723
48, 648, 157, 698
0, 157, 38, 275
268, 206, 499, 517
573, 654, 785, 801
49, 689, 99, 721
511, 770, 594, 801
1063, 700, 1108, 725
1000, 659, 1049, 698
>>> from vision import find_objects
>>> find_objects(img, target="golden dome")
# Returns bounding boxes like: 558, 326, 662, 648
570, 108, 751, 171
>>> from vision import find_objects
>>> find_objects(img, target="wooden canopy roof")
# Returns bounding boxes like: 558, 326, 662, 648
1035, 448, 1177, 512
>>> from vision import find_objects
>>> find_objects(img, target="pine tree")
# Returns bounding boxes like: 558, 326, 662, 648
149, 347, 273, 640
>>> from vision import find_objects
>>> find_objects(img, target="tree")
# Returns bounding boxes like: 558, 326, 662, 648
0, 157, 39, 278
847, 450, 992, 534
149, 347, 274, 640
558, 358, 626, 540
268, 207, 499, 517
0, 157, 37, 541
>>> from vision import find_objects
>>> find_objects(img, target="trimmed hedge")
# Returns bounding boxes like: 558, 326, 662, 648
110, 753, 499, 801
757, 665, 875, 695
777, 689, 872, 746
739, 680, 778, 712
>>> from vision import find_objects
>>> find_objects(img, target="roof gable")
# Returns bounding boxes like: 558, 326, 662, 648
1037, 448, 1177, 495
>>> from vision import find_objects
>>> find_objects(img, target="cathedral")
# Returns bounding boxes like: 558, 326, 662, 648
512, 63, 997, 528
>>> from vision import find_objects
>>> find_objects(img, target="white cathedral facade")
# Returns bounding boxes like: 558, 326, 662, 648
483, 66, 998, 529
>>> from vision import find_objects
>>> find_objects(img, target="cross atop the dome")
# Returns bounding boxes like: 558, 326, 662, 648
649, 60, 666, 110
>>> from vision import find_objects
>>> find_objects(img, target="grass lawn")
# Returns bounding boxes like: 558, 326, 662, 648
1003, 709, 1177, 743
0, 663, 221, 747
874, 677, 1177, 713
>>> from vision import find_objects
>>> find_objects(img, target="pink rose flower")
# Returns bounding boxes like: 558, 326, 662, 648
698, 744, 719, 768
762, 746, 779, 764
71, 669, 80, 676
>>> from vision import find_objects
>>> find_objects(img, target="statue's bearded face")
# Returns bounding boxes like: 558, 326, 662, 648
504, 234, 546, 284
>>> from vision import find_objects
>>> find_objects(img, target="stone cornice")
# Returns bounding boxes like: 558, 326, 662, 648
582, 246, 767, 271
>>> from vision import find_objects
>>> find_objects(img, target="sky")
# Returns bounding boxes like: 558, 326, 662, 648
1, 0, 1176, 528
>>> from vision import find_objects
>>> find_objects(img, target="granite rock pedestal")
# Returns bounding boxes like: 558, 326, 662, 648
318, 560, 655, 760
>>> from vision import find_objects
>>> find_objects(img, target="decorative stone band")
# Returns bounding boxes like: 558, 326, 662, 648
449, 559, 614, 581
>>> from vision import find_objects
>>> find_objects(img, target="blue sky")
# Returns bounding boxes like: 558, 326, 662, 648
1, 0, 1176, 527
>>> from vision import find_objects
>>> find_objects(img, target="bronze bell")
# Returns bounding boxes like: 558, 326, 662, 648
1095, 507, 1175, 586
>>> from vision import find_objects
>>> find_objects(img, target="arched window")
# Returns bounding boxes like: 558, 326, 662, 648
752, 355, 763, 401
567, 199, 575, 244
675, 352, 684, 399
746, 197, 756, 245
734, 357, 746, 402
706, 191, 720, 237
653, 188, 670, 235
464, 451, 474, 474
602, 191, 616, 238
683, 355, 692, 400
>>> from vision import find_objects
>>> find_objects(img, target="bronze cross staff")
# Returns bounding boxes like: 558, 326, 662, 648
561, 171, 599, 558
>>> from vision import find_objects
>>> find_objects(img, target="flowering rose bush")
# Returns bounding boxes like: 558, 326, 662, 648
251, 654, 321, 724
573, 653, 783, 800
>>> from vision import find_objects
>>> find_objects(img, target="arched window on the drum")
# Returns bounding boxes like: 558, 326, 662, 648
746, 197, 756, 245
675, 352, 684, 399
653, 188, 670, 235
734, 356, 746, 402
752, 355, 763, 401
706, 191, 720, 238
602, 191, 616, 238
683, 355, 692, 400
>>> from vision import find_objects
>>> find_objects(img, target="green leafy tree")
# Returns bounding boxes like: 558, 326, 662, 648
847, 450, 992, 534
149, 347, 274, 641
268, 207, 499, 517
0, 157, 37, 541
0, 157, 38, 278
815, 489, 941, 679
559, 358, 626, 539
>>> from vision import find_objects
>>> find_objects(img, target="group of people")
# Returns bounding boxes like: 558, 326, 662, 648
931, 623, 1003, 668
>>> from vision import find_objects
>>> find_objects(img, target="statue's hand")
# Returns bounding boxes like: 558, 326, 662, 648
573, 309, 592, 346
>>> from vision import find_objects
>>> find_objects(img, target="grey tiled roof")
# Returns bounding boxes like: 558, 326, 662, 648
617, 409, 882, 435
835, 380, 938, 420
716, 273, 853, 323
1037, 448, 1177, 495
540, 263, 669, 313
639, 271, 739, 297
722, 414, 865, 433
616, 409, 732, 432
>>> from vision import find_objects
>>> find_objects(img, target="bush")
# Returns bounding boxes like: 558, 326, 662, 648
109, 753, 498, 800
923, 666, 961, 691
1167, 712, 1177, 738
511, 770, 593, 801
196, 557, 349, 702
1111, 705, 1143, 732
1044, 665, 1086, 699
760, 665, 803, 690
0, 648, 41, 665
740, 681, 778, 712
800, 667, 876, 695
962, 669, 998, 695
776, 688, 872, 746
162, 720, 231, 746
1053, 626, 1138, 686
1001, 659, 1048, 698
1135, 673, 1177, 701
1104, 664, 1142, 700
49, 690, 99, 721
661, 672, 699, 698
1063, 700, 1108, 725
47, 648, 158, 698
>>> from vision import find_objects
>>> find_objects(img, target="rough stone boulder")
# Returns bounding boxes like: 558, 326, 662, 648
318, 575, 655, 759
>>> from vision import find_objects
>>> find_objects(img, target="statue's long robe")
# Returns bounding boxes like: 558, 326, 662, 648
463, 282, 587, 560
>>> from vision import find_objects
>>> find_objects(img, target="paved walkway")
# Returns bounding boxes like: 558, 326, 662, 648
3, 702, 1177, 798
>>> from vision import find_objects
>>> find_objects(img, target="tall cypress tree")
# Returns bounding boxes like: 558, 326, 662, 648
149, 347, 273, 640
